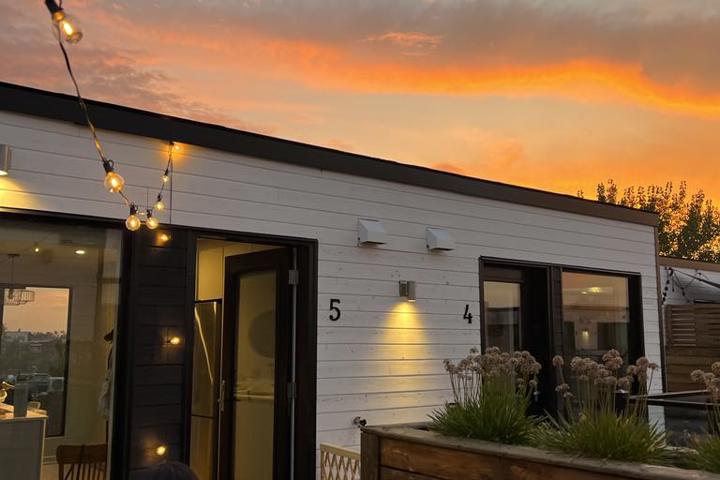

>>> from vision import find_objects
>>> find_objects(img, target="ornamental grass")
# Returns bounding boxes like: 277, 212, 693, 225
688, 362, 720, 473
429, 347, 542, 445
533, 350, 669, 464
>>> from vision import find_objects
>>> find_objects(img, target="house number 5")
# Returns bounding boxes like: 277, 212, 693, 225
329, 298, 342, 321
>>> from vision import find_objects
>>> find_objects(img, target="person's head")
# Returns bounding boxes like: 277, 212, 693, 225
133, 461, 198, 480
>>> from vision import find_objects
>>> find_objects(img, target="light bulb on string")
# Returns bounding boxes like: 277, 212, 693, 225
45, 0, 83, 44
102, 161, 125, 193
154, 194, 165, 211
125, 205, 142, 231
146, 210, 159, 230
162, 168, 170, 184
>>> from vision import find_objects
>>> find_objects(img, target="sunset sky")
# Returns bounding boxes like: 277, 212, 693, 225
2, 0, 720, 200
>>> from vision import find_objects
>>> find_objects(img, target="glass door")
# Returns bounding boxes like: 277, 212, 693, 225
219, 249, 292, 480
482, 264, 552, 413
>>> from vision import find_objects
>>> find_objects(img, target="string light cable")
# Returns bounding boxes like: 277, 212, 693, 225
44, 0, 173, 231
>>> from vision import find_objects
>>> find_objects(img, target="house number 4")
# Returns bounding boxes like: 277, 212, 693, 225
463, 304, 473, 324
329, 298, 342, 321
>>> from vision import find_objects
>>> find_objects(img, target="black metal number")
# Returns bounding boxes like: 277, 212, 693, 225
463, 304, 473, 324
329, 298, 341, 321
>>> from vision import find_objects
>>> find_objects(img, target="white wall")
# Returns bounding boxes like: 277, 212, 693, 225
0, 111, 662, 453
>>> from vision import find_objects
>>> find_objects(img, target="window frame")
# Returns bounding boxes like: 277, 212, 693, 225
479, 257, 646, 367
0, 284, 73, 437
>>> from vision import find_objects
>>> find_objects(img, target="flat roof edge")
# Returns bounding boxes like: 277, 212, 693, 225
0, 82, 658, 227
659, 256, 720, 272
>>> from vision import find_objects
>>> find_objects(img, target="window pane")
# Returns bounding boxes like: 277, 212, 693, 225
484, 281, 521, 352
562, 272, 630, 361
1, 287, 70, 436
0, 218, 121, 476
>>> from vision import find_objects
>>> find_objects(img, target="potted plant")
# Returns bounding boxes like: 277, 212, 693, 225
361, 348, 720, 480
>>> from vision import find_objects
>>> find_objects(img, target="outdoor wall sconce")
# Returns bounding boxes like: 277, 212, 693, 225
0, 144, 11, 176
357, 219, 388, 245
168, 336, 182, 346
426, 227, 455, 251
399, 280, 417, 302
155, 445, 167, 457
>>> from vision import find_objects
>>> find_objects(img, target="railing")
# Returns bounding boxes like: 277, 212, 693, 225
319, 443, 360, 480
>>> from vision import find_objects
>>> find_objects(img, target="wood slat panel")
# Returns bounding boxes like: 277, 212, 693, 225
665, 304, 720, 391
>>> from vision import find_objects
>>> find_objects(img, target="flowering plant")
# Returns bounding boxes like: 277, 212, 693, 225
688, 363, 720, 473
535, 350, 667, 463
553, 349, 657, 421
429, 347, 542, 445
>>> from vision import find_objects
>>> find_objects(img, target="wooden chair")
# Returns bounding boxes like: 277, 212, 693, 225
56, 444, 108, 480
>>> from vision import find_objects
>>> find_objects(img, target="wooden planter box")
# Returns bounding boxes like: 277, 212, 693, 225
361, 424, 720, 480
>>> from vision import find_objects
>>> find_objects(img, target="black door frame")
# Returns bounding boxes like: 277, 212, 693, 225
188, 230, 318, 480
480, 262, 553, 412
219, 249, 292, 480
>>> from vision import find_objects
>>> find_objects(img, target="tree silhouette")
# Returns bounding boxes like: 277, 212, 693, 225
581, 180, 720, 263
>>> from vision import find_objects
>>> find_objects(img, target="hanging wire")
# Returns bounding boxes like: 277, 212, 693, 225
53, 24, 174, 223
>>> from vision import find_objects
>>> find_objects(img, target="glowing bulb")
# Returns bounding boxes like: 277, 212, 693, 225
52, 11, 83, 44
172, 143, 181, 152
75, 249, 86, 255
169, 336, 181, 346
0, 171, 7, 177
126, 214, 141, 231
146, 215, 159, 230
162, 174, 170, 184
155, 445, 167, 456
33, 244, 41, 253
104, 171, 125, 193
154, 199, 165, 211
158, 233, 171, 243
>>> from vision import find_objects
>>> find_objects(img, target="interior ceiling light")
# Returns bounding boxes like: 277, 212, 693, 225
1, 254, 36, 307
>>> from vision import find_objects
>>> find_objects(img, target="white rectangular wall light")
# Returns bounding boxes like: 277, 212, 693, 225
358, 219, 388, 245
426, 227, 455, 251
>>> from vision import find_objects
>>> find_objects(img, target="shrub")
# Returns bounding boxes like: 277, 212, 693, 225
534, 350, 668, 463
429, 347, 541, 445
688, 362, 720, 472
692, 435, 720, 474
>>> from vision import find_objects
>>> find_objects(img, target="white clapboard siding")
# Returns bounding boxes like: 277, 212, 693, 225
0, 111, 662, 455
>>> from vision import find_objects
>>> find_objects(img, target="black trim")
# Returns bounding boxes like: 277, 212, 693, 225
479, 257, 647, 412
0, 208, 318, 479
0, 81, 658, 226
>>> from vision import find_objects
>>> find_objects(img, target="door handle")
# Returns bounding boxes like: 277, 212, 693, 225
218, 380, 226, 413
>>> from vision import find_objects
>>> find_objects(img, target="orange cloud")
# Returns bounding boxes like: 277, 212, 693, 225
273, 55, 720, 118
363, 32, 442, 55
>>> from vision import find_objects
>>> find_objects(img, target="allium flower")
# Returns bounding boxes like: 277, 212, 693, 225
648, 363, 658, 370
617, 377, 631, 390
712, 362, 720, 376
555, 383, 570, 393
636, 357, 650, 368
552, 355, 564, 368
691, 369, 705, 382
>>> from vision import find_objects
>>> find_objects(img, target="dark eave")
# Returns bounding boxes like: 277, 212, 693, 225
0, 82, 657, 226
659, 256, 720, 272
